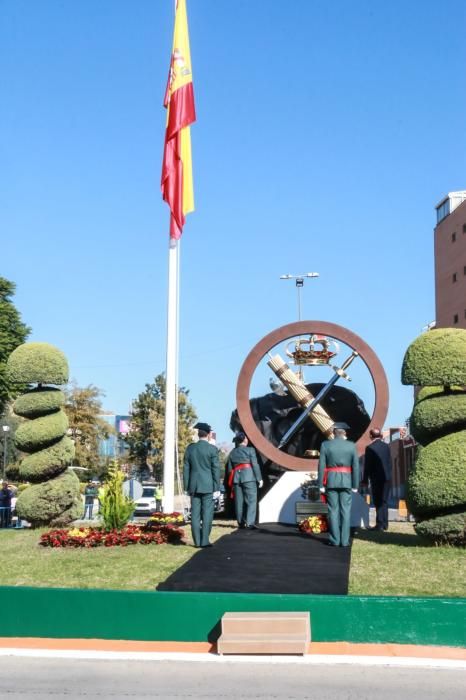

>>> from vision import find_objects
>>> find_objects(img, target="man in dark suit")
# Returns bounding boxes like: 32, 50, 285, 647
362, 427, 392, 531
183, 422, 220, 548
318, 425, 359, 547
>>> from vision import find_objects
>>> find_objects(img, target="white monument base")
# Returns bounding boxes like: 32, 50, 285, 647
258, 471, 370, 528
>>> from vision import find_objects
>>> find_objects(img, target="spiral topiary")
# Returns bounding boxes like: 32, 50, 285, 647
402, 329, 466, 545
6, 342, 81, 527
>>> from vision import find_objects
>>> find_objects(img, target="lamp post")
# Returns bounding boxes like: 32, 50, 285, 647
280, 272, 319, 321
2, 426, 10, 480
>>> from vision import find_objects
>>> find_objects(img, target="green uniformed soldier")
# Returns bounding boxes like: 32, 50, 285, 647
225, 432, 263, 529
183, 422, 221, 548
318, 424, 359, 547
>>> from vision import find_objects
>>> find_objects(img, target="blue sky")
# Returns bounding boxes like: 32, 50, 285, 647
1, 0, 466, 445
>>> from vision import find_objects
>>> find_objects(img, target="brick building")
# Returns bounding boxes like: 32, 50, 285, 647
434, 191, 466, 329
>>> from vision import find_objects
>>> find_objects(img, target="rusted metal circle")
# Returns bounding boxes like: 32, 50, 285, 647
236, 321, 389, 471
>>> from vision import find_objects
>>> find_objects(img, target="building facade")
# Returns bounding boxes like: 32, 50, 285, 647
434, 191, 466, 329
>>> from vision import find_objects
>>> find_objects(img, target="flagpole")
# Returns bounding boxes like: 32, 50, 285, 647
163, 236, 178, 514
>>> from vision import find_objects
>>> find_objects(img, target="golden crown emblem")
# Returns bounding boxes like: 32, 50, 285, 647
285, 335, 339, 366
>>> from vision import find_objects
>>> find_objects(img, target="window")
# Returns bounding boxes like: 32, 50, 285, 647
454, 314, 459, 324
453, 273, 457, 282
452, 232, 456, 242
464, 266, 466, 275
463, 223, 466, 233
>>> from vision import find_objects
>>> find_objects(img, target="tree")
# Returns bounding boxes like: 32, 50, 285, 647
0, 278, 31, 416
64, 383, 113, 476
125, 373, 197, 481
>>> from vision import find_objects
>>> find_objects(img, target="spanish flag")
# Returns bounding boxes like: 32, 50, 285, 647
161, 0, 196, 240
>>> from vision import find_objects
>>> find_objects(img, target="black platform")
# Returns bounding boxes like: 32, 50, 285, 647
157, 523, 351, 595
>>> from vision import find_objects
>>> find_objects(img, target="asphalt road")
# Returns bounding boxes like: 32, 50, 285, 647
0, 658, 464, 699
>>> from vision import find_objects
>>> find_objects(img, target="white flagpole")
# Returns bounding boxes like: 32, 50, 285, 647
163, 236, 179, 514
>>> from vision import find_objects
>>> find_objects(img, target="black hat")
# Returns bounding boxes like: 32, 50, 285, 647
233, 431, 247, 444
333, 422, 350, 430
194, 422, 212, 433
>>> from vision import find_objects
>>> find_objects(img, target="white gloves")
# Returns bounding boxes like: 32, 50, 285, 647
258, 480, 263, 488
319, 487, 325, 493
351, 488, 358, 493
213, 491, 221, 499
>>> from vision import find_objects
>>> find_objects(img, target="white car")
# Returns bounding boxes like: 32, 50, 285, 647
133, 485, 158, 517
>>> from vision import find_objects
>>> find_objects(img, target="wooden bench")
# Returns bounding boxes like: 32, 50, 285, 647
217, 612, 310, 655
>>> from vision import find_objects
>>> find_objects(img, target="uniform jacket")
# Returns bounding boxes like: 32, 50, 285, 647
363, 438, 392, 483
183, 439, 221, 495
0, 488, 13, 507
318, 437, 359, 490
225, 446, 262, 485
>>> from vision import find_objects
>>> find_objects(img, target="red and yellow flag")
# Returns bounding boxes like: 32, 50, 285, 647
161, 0, 196, 240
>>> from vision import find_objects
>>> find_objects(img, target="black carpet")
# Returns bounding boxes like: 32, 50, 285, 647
157, 523, 351, 595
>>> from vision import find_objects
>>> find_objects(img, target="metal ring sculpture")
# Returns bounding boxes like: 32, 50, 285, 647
236, 321, 389, 472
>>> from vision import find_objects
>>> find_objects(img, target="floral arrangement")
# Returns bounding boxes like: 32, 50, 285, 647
146, 512, 185, 527
39, 522, 185, 548
298, 514, 328, 534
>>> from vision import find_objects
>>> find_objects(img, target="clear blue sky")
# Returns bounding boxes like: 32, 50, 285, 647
2, 0, 466, 444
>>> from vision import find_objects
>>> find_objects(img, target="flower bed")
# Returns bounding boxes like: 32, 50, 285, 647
146, 512, 185, 527
298, 514, 328, 535
39, 523, 185, 548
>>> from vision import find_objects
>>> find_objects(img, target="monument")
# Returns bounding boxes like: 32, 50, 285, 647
231, 321, 389, 524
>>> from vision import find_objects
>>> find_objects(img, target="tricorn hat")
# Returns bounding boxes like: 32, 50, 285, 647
233, 431, 247, 444
333, 422, 350, 430
194, 422, 212, 433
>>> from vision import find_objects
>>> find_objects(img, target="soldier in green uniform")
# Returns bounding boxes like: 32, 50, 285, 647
183, 422, 220, 548
318, 424, 359, 547
225, 432, 263, 529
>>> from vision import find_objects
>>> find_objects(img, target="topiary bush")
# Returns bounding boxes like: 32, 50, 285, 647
6, 342, 81, 528
401, 328, 466, 387
402, 329, 466, 545
414, 511, 466, 547
13, 387, 65, 418
410, 390, 466, 445
407, 431, 466, 517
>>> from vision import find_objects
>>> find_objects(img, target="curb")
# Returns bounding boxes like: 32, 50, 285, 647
0, 639, 464, 669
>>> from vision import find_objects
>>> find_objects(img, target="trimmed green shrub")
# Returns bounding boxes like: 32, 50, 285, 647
15, 470, 81, 527
416, 385, 465, 402
6, 342, 69, 385
19, 436, 75, 482
401, 328, 466, 387
407, 431, 466, 517
13, 387, 65, 418
49, 499, 83, 527
15, 410, 69, 453
411, 391, 466, 445
415, 511, 466, 546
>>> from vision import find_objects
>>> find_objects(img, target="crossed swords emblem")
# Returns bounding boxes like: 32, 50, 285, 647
271, 349, 360, 450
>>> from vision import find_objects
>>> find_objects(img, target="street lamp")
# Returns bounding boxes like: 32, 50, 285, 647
280, 272, 319, 321
2, 426, 10, 480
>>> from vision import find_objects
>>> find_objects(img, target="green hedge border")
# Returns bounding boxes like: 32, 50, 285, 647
0, 586, 465, 648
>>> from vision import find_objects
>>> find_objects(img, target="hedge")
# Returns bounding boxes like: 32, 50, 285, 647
16, 469, 81, 527
415, 511, 466, 546
407, 431, 466, 517
19, 436, 75, 482
6, 342, 69, 385
15, 410, 69, 453
13, 387, 65, 418
401, 328, 466, 386
411, 391, 466, 445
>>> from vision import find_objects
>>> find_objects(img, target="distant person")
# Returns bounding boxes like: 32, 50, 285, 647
225, 432, 263, 529
318, 424, 359, 547
155, 484, 164, 513
183, 422, 220, 548
83, 480, 97, 520
0, 481, 13, 528
362, 427, 392, 531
